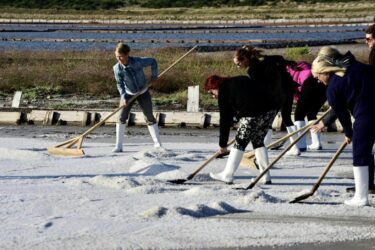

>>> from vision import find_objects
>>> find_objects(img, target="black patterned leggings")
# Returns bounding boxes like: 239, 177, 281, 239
234, 109, 278, 151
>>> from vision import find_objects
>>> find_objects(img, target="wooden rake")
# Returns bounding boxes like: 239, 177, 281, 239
47, 45, 198, 157
240, 120, 318, 168
235, 108, 332, 190
167, 138, 236, 184
289, 141, 347, 203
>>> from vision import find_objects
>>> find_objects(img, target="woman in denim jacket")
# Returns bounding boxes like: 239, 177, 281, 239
112, 43, 162, 152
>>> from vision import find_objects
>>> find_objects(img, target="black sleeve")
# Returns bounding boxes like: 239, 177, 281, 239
218, 88, 234, 148
369, 48, 375, 65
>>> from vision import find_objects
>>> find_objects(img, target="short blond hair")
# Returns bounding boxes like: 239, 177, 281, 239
311, 46, 347, 77
317, 46, 342, 58
311, 56, 346, 77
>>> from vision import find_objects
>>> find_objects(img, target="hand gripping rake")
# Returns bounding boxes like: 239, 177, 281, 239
235, 108, 331, 190
47, 46, 198, 157
289, 141, 347, 203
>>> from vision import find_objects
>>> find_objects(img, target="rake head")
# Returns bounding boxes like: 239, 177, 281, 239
47, 147, 85, 157
289, 191, 314, 204
166, 178, 188, 184
240, 152, 256, 168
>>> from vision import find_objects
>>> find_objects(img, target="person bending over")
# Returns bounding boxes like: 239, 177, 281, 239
205, 74, 283, 185
233, 45, 299, 156
312, 47, 375, 206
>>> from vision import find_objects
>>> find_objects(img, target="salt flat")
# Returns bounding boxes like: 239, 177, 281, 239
0, 127, 374, 249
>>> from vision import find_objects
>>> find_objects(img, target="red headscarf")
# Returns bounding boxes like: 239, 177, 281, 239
204, 75, 229, 91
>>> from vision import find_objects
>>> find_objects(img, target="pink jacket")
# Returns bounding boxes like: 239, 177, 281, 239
286, 61, 312, 101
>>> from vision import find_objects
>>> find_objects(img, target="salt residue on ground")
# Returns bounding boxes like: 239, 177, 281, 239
0, 136, 374, 249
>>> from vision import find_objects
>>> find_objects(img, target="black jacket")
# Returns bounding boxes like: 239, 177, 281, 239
247, 55, 295, 110
218, 75, 277, 147
369, 48, 375, 65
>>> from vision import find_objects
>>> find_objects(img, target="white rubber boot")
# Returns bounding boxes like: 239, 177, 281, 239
294, 120, 307, 152
307, 129, 322, 150
210, 148, 243, 184
255, 146, 272, 184
345, 166, 369, 207
147, 123, 162, 148
264, 129, 273, 146
285, 126, 301, 156
112, 123, 125, 153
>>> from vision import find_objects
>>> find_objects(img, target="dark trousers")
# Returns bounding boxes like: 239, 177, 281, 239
119, 90, 157, 125
294, 77, 327, 121
352, 118, 375, 166
369, 155, 374, 188
281, 88, 295, 127
352, 118, 375, 187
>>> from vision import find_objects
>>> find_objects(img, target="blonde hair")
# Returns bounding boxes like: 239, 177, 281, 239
311, 46, 347, 77
311, 57, 346, 77
317, 46, 342, 58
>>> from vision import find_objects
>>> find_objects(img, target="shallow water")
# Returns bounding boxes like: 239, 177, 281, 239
0, 23, 365, 51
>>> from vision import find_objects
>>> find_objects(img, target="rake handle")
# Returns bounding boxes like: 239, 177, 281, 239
242, 112, 325, 159
246, 108, 332, 189
290, 140, 347, 203
187, 138, 236, 180
310, 141, 347, 194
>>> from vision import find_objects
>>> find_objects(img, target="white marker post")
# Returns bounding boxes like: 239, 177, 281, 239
11, 91, 22, 108
187, 85, 199, 112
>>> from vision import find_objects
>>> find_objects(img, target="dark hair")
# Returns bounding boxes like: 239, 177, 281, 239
366, 24, 375, 37
235, 45, 263, 61
115, 43, 130, 54
204, 75, 229, 91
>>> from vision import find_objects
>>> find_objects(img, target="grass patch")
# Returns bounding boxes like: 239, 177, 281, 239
0, 1, 374, 20
284, 46, 312, 61
0, 46, 369, 110
22, 86, 62, 101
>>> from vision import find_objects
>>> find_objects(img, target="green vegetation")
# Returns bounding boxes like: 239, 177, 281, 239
140, 0, 353, 8
0, 48, 239, 109
0, 0, 357, 10
0, 46, 369, 110
284, 46, 313, 61
22, 86, 62, 101
0, 0, 126, 10
50, 102, 80, 109
0, 1, 373, 20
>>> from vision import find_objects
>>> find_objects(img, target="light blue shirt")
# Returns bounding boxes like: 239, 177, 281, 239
113, 56, 158, 100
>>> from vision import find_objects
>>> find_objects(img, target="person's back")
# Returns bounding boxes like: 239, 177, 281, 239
247, 55, 287, 111
218, 75, 274, 118
329, 60, 375, 119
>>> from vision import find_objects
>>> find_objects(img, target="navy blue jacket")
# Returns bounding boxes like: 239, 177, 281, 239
327, 56, 375, 138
